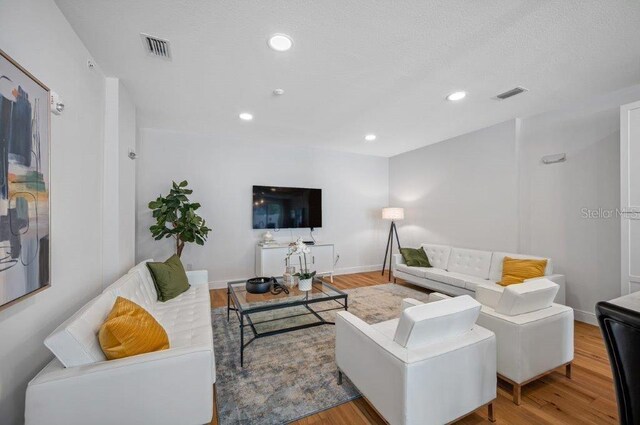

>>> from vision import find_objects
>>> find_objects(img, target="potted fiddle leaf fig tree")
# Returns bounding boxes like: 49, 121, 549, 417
148, 180, 212, 257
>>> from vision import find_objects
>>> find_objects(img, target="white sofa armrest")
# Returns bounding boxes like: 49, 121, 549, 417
428, 292, 452, 302
25, 345, 214, 425
526, 274, 565, 305
495, 279, 558, 316
186, 269, 209, 286
336, 311, 408, 362
336, 311, 409, 425
476, 283, 503, 309
402, 298, 424, 310
402, 294, 451, 311
392, 253, 405, 268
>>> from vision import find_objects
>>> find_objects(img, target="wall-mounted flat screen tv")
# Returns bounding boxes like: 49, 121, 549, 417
252, 185, 322, 229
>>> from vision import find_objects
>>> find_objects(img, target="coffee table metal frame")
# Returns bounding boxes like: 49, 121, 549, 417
227, 277, 348, 367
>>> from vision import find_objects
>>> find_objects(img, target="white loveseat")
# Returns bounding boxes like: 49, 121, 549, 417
392, 244, 566, 304
336, 294, 497, 425
25, 260, 215, 425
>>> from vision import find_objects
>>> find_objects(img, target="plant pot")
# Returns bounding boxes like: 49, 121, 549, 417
298, 278, 313, 291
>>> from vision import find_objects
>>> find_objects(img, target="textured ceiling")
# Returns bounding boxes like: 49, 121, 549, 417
55, 0, 640, 157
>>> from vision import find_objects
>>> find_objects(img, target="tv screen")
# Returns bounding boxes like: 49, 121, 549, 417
252, 186, 322, 229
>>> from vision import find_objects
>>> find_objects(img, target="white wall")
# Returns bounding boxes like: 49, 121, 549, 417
519, 85, 640, 324
0, 0, 107, 423
136, 128, 389, 285
118, 82, 136, 276
389, 120, 519, 251
103, 78, 136, 286
389, 86, 640, 324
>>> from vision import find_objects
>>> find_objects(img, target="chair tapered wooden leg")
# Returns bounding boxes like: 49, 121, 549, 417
488, 401, 496, 422
337, 371, 343, 385
566, 362, 572, 379
513, 383, 522, 405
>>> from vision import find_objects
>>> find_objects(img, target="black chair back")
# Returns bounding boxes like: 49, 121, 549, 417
596, 301, 640, 425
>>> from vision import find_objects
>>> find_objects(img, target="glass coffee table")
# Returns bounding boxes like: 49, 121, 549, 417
227, 277, 348, 367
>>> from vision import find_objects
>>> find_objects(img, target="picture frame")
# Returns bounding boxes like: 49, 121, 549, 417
0, 49, 51, 311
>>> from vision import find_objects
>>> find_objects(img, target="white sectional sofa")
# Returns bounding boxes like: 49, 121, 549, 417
392, 244, 566, 304
25, 260, 215, 425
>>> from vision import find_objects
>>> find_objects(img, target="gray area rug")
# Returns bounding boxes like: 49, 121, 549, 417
211, 283, 430, 425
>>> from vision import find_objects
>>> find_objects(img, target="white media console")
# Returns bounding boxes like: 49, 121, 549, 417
255, 243, 334, 282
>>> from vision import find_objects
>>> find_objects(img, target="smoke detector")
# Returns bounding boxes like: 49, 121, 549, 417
495, 86, 528, 100
140, 33, 171, 60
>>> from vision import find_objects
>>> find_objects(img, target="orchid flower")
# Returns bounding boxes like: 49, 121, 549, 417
285, 237, 315, 279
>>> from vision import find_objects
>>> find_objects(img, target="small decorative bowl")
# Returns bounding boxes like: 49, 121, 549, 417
246, 277, 275, 294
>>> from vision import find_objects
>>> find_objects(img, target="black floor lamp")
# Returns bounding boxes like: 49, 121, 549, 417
381, 207, 404, 280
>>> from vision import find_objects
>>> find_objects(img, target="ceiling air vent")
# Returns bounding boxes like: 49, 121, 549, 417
495, 86, 528, 100
141, 33, 171, 60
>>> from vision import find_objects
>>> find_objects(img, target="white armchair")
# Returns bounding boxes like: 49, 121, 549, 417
475, 279, 574, 404
335, 295, 497, 425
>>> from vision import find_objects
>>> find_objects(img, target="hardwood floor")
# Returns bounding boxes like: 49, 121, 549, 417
209, 272, 617, 425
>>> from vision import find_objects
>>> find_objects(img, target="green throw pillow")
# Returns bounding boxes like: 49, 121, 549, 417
400, 247, 432, 268
146, 255, 190, 302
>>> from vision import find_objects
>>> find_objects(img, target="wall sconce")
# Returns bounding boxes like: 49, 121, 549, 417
542, 153, 566, 165
50, 91, 64, 115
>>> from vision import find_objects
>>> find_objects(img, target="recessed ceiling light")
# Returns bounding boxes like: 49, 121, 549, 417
365, 134, 377, 142
239, 112, 253, 121
268, 34, 293, 52
446, 91, 467, 101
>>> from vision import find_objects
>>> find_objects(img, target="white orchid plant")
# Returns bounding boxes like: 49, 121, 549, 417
287, 237, 316, 280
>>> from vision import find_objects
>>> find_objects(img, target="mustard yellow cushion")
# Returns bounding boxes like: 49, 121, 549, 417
499, 257, 548, 286
99, 297, 169, 360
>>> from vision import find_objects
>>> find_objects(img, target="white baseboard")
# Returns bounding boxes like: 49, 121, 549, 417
207, 264, 384, 290
573, 308, 598, 326
334, 264, 383, 275
209, 280, 233, 290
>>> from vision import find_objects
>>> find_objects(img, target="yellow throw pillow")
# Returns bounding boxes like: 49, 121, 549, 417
99, 297, 169, 360
499, 257, 548, 286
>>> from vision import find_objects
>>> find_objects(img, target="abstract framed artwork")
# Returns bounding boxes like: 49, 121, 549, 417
0, 49, 50, 311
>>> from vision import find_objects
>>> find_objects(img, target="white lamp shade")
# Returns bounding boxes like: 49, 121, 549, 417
382, 207, 404, 220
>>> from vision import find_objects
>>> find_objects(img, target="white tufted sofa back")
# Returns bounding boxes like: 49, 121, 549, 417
420, 244, 452, 269
104, 260, 158, 313
447, 248, 493, 279
488, 252, 553, 282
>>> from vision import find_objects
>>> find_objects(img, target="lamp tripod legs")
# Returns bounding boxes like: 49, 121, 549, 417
382, 221, 401, 281
393, 221, 401, 249
381, 222, 393, 276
